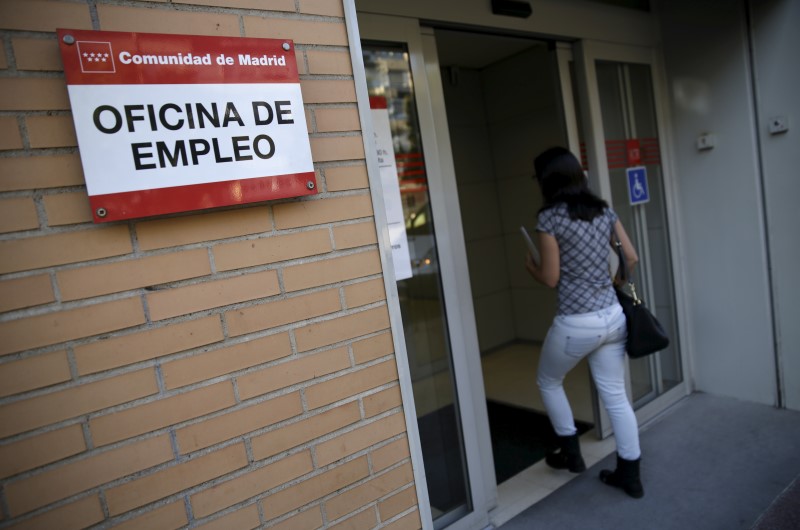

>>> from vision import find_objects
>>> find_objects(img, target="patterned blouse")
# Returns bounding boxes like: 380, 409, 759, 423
537, 204, 618, 315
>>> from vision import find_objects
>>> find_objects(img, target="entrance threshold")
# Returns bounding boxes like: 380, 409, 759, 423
489, 433, 617, 528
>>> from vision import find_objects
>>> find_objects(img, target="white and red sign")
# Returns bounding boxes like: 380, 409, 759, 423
58, 29, 316, 222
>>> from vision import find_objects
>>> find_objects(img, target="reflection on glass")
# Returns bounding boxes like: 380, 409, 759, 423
362, 44, 471, 525
595, 60, 682, 406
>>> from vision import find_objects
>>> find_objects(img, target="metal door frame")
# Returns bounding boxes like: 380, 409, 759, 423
572, 40, 693, 431
350, 12, 496, 530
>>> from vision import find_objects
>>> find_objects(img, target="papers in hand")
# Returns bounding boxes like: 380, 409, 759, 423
520, 226, 540, 266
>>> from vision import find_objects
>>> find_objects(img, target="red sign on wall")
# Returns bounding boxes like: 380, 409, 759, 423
626, 139, 642, 167
58, 29, 317, 223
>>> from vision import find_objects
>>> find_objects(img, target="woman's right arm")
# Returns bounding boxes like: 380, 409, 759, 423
613, 219, 639, 272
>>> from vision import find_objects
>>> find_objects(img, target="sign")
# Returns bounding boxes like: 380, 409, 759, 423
626, 138, 641, 166
626, 166, 650, 205
370, 97, 412, 281
57, 29, 316, 223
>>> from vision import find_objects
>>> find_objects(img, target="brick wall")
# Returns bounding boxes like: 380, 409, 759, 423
0, 1, 421, 528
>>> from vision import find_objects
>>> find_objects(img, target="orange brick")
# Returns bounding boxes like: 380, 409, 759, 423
0, 274, 55, 313
0, 297, 145, 357
75, 316, 223, 375
237, 347, 350, 400
0, 116, 22, 150
0, 225, 132, 274
191, 451, 313, 518
315, 108, 361, 134
371, 437, 410, 473
0, 197, 38, 233
42, 191, 91, 225
333, 221, 377, 249
305, 360, 398, 410
147, 269, 279, 321
90, 381, 236, 446
212, 229, 332, 272
316, 413, 406, 467
244, 18, 348, 45
176, 392, 302, 454
135, 207, 270, 251
352, 332, 394, 365
105, 443, 248, 516
274, 195, 373, 230
162, 332, 291, 390
96, 5, 240, 36
383, 510, 421, 530
284, 250, 381, 292
194, 503, 261, 530
330, 508, 378, 530
226, 288, 341, 337
269, 507, 323, 530
0, 368, 157, 438
0, 350, 70, 399
363, 386, 402, 418
295, 306, 390, 353
0, 424, 85, 480
261, 456, 369, 520
325, 463, 414, 522
379, 487, 417, 522
5, 435, 172, 517
0, 153, 84, 192
250, 401, 361, 461
111, 501, 188, 530
0, 1, 92, 32
175, 0, 294, 9
324, 165, 369, 193
58, 248, 211, 301
26, 115, 78, 148
5, 495, 103, 530
300, 0, 345, 16
12, 38, 62, 71
307, 51, 353, 76
300, 80, 357, 104
0, 78, 70, 111
345, 278, 386, 308
310, 136, 365, 163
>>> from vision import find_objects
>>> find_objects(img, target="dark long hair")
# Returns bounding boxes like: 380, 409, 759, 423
534, 147, 608, 221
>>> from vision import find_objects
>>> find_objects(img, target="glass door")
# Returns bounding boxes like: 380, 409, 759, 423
573, 41, 689, 429
357, 14, 493, 530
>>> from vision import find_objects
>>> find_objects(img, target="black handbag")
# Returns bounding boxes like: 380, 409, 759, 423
613, 229, 670, 358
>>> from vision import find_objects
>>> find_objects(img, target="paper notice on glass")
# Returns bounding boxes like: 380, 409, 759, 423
520, 226, 541, 266
371, 101, 412, 280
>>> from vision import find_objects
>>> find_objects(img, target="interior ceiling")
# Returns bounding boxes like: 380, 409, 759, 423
434, 28, 547, 69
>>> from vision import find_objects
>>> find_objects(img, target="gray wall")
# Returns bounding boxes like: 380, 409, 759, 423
658, 0, 798, 407
749, 0, 800, 410
442, 46, 563, 352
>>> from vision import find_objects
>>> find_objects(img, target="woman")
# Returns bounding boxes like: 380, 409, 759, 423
524, 146, 644, 499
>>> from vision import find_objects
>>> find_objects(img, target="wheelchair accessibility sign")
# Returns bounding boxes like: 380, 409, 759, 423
626, 166, 650, 205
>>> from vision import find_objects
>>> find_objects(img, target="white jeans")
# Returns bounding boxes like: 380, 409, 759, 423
536, 303, 641, 460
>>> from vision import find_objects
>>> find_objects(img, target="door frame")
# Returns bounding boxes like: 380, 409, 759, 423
351, 12, 496, 530
572, 39, 693, 431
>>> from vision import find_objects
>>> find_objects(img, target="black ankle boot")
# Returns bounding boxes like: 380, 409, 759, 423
545, 434, 586, 473
599, 454, 644, 498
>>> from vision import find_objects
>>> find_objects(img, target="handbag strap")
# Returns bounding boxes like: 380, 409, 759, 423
612, 225, 642, 305
612, 225, 628, 283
